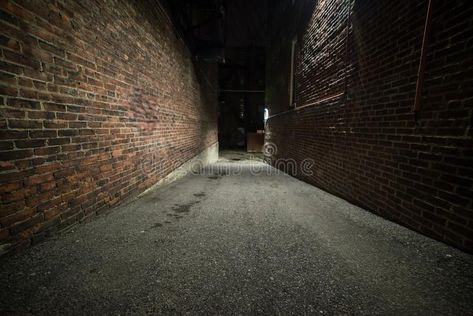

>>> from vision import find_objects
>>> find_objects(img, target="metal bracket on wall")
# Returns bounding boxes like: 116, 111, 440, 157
413, 0, 433, 114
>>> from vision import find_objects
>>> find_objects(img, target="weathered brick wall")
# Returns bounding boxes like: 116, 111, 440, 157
0, 0, 218, 254
266, 0, 473, 251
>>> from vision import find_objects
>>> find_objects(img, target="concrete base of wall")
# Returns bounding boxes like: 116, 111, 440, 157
139, 142, 219, 197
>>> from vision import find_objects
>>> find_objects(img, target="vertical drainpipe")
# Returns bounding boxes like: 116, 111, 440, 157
343, 0, 352, 102
413, 0, 433, 116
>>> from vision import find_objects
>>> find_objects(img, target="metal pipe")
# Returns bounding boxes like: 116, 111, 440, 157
267, 92, 344, 120
413, 0, 433, 113
343, 0, 352, 100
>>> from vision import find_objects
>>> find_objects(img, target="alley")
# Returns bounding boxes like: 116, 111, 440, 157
1, 153, 472, 315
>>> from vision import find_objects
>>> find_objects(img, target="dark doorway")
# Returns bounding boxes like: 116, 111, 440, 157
218, 47, 265, 150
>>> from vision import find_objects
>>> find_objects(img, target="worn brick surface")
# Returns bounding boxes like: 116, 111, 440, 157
0, 0, 218, 254
266, 0, 473, 252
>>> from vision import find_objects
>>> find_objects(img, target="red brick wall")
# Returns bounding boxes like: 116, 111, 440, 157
0, 0, 218, 254
266, 0, 473, 252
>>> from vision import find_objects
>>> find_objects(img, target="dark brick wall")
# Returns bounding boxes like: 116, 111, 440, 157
266, 0, 473, 252
0, 0, 218, 254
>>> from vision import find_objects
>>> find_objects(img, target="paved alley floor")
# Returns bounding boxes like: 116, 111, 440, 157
1, 152, 473, 315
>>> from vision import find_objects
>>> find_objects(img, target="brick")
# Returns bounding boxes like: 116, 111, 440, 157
10, 213, 44, 236
39, 181, 56, 192
0, 181, 23, 193
24, 173, 54, 186
0, 141, 14, 150
48, 138, 70, 145
34, 146, 60, 156
0, 149, 33, 160
53, 168, 75, 179
0, 0, 218, 255
2, 190, 25, 203
0, 71, 17, 84
0, 206, 31, 226
0, 60, 22, 74
8, 119, 42, 129
25, 190, 55, 207
29, 131, 55, 139
43, 206, 64, 221
15, 139, 46, 148
38, 40, 65, 57
43, 121, 67, 129
32, 216, 61, 235
0, 83, 18, 95
266, 0, 473, 252
44, 103, 67, 112
0, 130, 28, 139
27, 111, 55, 120
7, 98, 41, 109
58, 129, 78, 137
3, 50, 40, 69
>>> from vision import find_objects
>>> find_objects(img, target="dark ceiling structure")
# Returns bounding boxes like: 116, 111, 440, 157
162, 0, 268, 62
